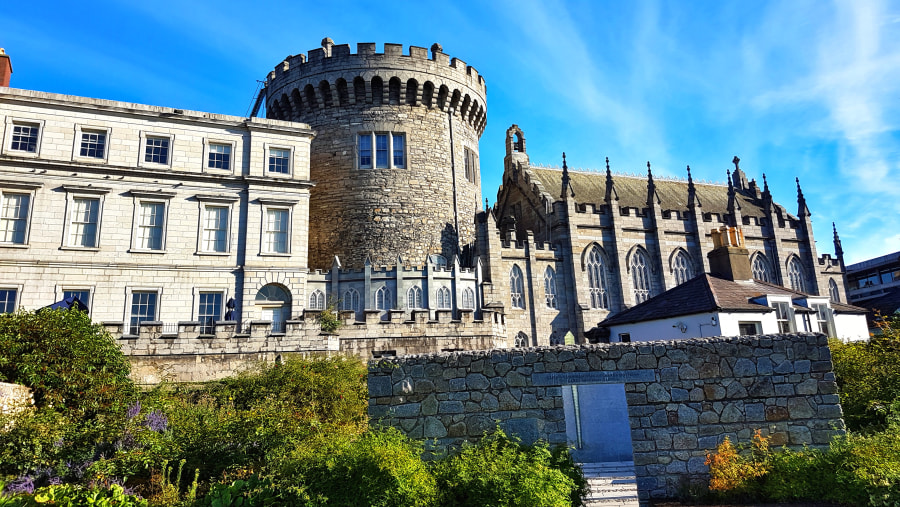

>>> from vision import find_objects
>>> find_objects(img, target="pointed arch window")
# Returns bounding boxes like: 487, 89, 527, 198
586, 246, 609, 309
672, 250, 694, 286
407, 285, 423, 309
549, 331, 561, 345
342, 288, 360, 312
631, 248, 652, 304
308, 289, 325, 310
787, 257, 808, 293
436, 287, 451, 309
510, 265, 525, 309
461, 287, 475, 309
829, 278, 841, 303
375, 286, 392, 311
514, 331, 529, 348
752, 254, 772, 283
544, 266, 558, 309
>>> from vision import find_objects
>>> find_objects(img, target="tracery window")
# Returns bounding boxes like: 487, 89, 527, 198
437, 287, 451, 309
375, 286, 392, 311
308, 290, 325, 310
544, 266, 558, 309
787, 257, 808, 293
828, 278, 841, 303
407, 285, 423, 309
586, 245, 609, 309
342, 288, 360, 312
514, 332, 529, 348
549, 331, 562, 345
672, 250, 694, 286
631, 248, 652, 304
461, 287, 475, 309
752, 254, 772, 283
510, 265, 525, 309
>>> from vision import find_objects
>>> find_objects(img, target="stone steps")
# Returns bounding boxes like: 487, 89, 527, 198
581, 462, 640, 507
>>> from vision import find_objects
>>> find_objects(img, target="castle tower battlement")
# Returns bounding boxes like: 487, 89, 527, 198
265, 40, 487, 270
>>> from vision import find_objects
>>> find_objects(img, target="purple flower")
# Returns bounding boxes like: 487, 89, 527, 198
125, 401, 141, 421
4, 476, 35, 495
48, 476, 62, 486
144, 410, 168, 432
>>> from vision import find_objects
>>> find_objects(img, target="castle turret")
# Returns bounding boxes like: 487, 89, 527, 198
265, 40, 487, 268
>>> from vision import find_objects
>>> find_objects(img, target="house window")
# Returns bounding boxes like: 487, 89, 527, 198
198, 292, 222, 335
0, 192, 30, 244
202, 205, 228, 253
461, 287, 475, 309
11, 124, 39, 153
342, 289, 360, 312
436, 287, 451, 309
264, 208, 289, 253
375, 286, 392, 310
79, 131, 106, 159
69, 197, 100, 248
358, 132, 406, 169
144, 136, 170, 164
129, 291, 158, 335
514, 332, 529, 348
63, 289, 91, 310
829, 279, 841, 303
738, 321, 762, 335
587, 246, 610, 309
812, 303, 835, 337
268, 148, 291, 174
309, 290, 325, 310
787, 257, 808, 293
773, 301, 794, 333
672, 251, 694, 286
510, 264, 525, 309
208, 143, 231, 170
407, 286, 423, 309
752, 254, 772, 283
137, 202, 165, 250
631, 249, 652, 304
0, 289, 17, 313
619, 333, 631, 343
544, 266, 558, 309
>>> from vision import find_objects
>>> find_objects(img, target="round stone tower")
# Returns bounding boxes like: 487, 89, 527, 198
265, 39, 487, 269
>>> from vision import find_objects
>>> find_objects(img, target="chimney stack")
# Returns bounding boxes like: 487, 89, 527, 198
707, 226, 753, 281
0, 49, 11, 87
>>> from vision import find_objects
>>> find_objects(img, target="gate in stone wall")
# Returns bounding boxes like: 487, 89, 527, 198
367, 333, 845, 501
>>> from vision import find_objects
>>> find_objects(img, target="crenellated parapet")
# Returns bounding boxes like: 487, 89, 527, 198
266, 40, 487, 134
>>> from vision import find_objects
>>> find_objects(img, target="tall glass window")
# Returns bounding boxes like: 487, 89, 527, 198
342, 289, 360, 312
631, 249, 652, 304
392, 133, 405, 168
309, 290, 325, 310
129, 291, 158, 335
829, 279, 841, 303
198, 292, 222, 335
788, 257, 808, 293
587, 246, 609, 309
202, 206, 228, 253
437, 287, 451, 309
375, 134, 389, 168
358, 134, 372, 168
544, 266, 558, 309
265, 209, 289, 253
375, 286, 392, 310
461, 288, 475, 309
510, 265, 525, 309
407, 286, 423, 309
69, 197, 100, 248
137, 202, 165, 250
0, 193, 30, 244
672, 251, 694, 286
752, 254, 772, 283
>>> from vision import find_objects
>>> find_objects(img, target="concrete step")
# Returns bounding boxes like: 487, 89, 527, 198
580, 461, 639, 507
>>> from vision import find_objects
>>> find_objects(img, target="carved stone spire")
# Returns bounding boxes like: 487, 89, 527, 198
833, 222, 844, 263
796, 177, 810, 217
646, 161, 660, 206
761, 173, 772, 206
727, 169, 742, 227
687, 165, 701, 208
560, 152, 574, 200
731, 155, 749, 190
604, 157, 618, 202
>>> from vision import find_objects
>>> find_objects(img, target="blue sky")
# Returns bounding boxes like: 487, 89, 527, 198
2, 0, 898, 265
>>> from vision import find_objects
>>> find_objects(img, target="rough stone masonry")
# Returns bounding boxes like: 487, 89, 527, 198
367, 333, 844, 501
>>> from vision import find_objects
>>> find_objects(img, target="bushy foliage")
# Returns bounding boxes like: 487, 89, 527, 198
0, 309, 136, 417
830, 317, 900, 430
0, 483, 148, 506
434, 429, 583, 507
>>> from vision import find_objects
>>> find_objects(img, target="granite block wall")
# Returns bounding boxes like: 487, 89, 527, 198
367, 333, 845, 501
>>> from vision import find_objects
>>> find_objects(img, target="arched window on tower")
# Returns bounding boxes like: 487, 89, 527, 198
375, 286, 392, 311
586, 246, 609, 309
829, 278, 841, 303
544, 266, 558, 309
342, 288, 360, 312
671, 250, 694, 286
631, 248, 652, 304
437, 287, 451, 309
407, 285, 423, 309
752, 254, 773, 283
510, 265, 525, 309
461, 287, 475, 309
514, 332, 529, 348
309, 289, 325, 310
787, 257, 808, 293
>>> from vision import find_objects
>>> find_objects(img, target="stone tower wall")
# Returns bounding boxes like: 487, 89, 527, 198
265, 41, 486, 269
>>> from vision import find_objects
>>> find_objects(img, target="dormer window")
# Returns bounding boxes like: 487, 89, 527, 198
773, 301, 795, 333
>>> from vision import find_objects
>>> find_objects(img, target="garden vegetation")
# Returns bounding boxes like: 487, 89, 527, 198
0, 309, 586, 506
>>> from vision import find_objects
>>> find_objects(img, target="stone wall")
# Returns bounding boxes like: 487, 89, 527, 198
0, 382, 33, 415
367, 333, 844, 501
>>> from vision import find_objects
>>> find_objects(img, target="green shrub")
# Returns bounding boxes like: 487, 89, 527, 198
1, 483, 147, 506
434, 429, 580, 507
199, 476, 303, 506
278, 428, 437, 507
0, 309, 136, 418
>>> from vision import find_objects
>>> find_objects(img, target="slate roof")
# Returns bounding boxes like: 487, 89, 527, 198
599, 274, 866, 327
527, 166, 776, 218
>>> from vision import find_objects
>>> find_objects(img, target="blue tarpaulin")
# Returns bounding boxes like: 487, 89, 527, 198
42, 296, 89, 313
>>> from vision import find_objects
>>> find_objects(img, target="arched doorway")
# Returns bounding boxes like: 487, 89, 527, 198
255, 284, 291, 333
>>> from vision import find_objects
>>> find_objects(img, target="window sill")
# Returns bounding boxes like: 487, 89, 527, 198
265, 172, 293, 178
72, 156, 108, 164
0, 243, 29, 249
128, 249, 167, 254
196, 251, 231, 256
59, 246, 101, 252
139, 162, 172, 170
4, 151, 39, 158
260, 252, 292, 257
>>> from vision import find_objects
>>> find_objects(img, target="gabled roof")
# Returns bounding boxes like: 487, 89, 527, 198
599, 274, 866, 327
